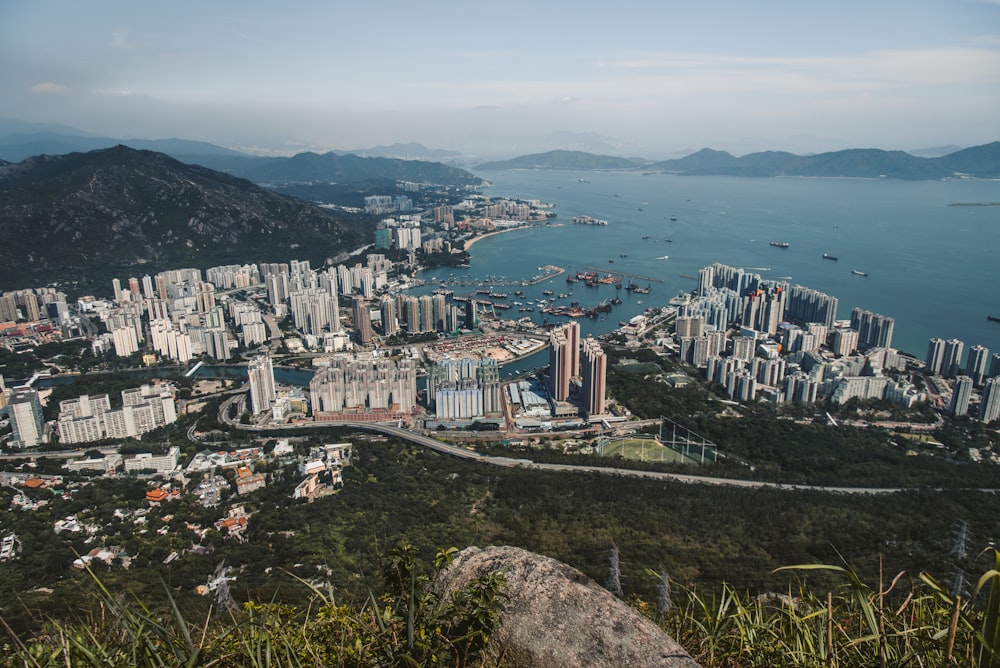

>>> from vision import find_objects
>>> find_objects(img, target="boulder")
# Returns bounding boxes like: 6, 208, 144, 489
437, 545, 701, 667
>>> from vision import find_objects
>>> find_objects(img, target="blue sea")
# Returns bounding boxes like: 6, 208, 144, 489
416, 170, 1000, 370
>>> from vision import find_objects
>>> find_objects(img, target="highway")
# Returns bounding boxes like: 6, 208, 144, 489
214, 395, 942, 495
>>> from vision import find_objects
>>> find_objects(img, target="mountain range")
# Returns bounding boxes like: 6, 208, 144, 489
476, 142, 1000, 179
0, 146, 376, 294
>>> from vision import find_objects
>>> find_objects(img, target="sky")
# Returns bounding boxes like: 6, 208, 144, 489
1, 0, 998, 158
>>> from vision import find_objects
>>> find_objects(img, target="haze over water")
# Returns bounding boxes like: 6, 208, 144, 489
423, 170, 1000, 365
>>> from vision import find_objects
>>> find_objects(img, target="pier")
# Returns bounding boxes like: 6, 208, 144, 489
582, 265, 664, 283
417, 266, 564, 288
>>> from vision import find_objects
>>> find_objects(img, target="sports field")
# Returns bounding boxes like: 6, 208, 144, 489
599, 437, 706, 465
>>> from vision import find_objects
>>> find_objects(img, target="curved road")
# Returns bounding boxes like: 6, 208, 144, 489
214, 394, 965, 495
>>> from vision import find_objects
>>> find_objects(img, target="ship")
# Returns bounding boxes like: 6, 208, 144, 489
851, 269, 868, 277
987, 315, 1000, 323
571, 215, 608, 225
823, 253, 838, 261
770, 241, 790, 248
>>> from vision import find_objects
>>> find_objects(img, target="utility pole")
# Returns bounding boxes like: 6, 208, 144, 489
606, 542, 623, 598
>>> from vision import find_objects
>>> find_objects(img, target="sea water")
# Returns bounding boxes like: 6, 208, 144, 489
418, 169, 1000, 366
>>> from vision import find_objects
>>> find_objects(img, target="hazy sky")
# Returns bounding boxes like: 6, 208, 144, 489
1, 0, 998, 157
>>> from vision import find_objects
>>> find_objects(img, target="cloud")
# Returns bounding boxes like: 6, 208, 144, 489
110, 29, 134, 50
30, 82, 69, 94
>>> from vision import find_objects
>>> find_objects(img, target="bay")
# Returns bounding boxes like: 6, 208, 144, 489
420, 170, 1000, 366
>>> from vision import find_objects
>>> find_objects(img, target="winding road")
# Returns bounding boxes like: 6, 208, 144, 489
214, 393, 963, 496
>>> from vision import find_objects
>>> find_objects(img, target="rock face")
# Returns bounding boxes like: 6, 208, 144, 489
437, 545, 701, 668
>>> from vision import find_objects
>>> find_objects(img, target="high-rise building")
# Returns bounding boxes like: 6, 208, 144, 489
581, 336, 607, 417
675, 315, 705, 338
549, 327, 572, 401
380, 297, 398, 337
981, 377, 1000, 424
850, 308, 895, 350
0, 292, 18, 322
926, 338, 945, 375
7, 388, 44, 448
247, 355, 277, 415
966, 345, 990, 386
352, 297, 374, 346
548, 322, 580, 402
949, 375, 973, 417
942, 339, 965, 378
832, 329, 859, 357
310, 356, 416, 419
990, 353, 1000, 379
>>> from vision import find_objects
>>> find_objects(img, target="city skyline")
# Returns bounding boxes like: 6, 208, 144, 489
2, 1, 998, 158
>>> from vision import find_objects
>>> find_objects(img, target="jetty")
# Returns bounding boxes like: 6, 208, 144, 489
582, 265, 664, 283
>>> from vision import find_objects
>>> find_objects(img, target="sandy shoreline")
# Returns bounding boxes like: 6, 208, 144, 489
462, 226, 526, 251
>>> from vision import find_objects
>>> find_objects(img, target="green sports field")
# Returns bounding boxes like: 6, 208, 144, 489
599, 437, 707, 465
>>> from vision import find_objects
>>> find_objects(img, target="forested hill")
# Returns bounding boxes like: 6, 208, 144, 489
179, 150, 485, 187
476, 150, 643, 171
476, 142, 1000, 179
0, 145, 375, 293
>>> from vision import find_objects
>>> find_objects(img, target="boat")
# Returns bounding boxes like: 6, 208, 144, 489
851, 269, 868, 277
620, 253, 627, 258
542, 289, 554, 295
642, 234, 650, 239
769, 241, 790, 248
823, 253, 838, 261
670, 216, 677, 221
989, 315, 1000, 323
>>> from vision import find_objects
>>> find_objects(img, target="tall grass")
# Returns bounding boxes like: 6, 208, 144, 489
649, 549, 1000, 667
4, 547, 998, 667
0, 543, 506, 668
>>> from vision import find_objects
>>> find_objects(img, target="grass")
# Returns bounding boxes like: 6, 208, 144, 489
600, 436, 704, 465
647, 550, 1000, 667
4, 548, 998, 667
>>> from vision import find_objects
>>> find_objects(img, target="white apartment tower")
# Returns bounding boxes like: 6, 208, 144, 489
248, 355, 277, 415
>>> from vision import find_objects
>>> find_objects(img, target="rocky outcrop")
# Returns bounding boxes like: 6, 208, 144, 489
437, 545, 701, 668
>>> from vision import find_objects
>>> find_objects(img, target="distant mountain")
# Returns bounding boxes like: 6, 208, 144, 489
195, 151, 484, 187
907, 145, 964, 158
341, 142, 464, 161
478, 143, 1000, 179
476, 150, 643, 171
932, 141, 1000, 178
0, 146, 375, 293
0, 127, 248, 164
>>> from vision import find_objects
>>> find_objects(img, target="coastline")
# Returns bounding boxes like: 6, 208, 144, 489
463, 226, 529, 251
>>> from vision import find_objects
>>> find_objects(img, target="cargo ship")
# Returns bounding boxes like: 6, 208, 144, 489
823, 253, 838, 261
851, 269, 868, 277
770, 241, 790, 248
